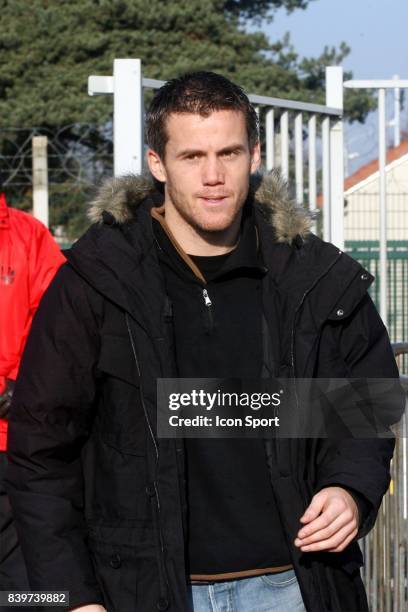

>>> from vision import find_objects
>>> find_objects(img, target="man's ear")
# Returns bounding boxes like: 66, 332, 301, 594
250, 141, 261, 174
147, 148, 167, 183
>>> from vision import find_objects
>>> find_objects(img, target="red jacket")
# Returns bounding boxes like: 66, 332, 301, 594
0, 193, 65, 450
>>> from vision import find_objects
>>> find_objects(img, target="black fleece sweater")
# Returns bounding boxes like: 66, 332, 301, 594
153, 209, 292, 579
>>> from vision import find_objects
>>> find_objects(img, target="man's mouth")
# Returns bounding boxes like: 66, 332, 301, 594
198, 195, 229, 205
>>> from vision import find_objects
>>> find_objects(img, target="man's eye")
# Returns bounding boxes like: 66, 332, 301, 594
222, 150, 238, 158
186, 154, 200, 161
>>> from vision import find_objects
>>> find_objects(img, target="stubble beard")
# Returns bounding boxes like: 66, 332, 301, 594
166, 179, 249, 237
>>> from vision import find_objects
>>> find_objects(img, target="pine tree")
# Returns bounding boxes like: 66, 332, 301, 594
0, 0, 374, 238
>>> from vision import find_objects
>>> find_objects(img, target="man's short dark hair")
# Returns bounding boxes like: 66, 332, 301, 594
146, 71, 259, 159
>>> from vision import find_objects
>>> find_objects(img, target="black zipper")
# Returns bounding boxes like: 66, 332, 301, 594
201, 287, 214, 332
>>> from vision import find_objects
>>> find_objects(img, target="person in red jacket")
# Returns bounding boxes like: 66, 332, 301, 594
0, 190, 65, 597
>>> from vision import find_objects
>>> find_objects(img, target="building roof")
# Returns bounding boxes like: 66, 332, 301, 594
345, 138, 408, 193
317, 138, 408, 206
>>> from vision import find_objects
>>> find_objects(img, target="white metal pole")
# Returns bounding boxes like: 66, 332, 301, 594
322, 117, 331, 242
378, 87, 388, 325
393, 74, 401, 148
295, 113, 303, 204
113, 59, 144, 177
32, 136, 49, 227
326, 66, 344, 250
308, 115, 317, 231
280, 111, 289, 182
265, 109, 275, 171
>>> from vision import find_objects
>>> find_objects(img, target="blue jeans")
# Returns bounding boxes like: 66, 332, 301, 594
188, 569, 307, 612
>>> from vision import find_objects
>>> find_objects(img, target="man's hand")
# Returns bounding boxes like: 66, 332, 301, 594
68, 605, 106, 612
294, 486, 359, 553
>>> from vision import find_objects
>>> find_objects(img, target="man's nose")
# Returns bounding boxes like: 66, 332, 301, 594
202, 156, 225, 185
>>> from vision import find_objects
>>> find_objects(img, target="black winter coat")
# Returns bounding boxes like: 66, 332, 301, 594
5, 173, 404, 612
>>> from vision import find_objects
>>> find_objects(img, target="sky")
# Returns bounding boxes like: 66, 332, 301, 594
257, 0, 408, 174
263, 0, 408, 79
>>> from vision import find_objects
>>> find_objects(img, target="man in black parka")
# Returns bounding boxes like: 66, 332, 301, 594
4, 72, 404, 612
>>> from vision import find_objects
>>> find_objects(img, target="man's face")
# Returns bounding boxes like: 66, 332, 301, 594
148, 109, 260, 234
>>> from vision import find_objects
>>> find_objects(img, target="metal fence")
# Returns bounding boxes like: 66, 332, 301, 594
343, 131, 408, 608
346, 241, 408, 374
0, 124, 113, 239
1, 62, 345, 242
344, 193, 408, 243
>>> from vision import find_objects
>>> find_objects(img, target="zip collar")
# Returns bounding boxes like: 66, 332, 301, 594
152, 202, 266, 285
151, 204, 207, 284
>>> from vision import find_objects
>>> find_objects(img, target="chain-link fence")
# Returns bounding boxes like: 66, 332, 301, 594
0, 125, 113, 241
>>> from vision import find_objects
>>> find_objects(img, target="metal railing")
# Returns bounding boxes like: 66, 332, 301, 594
88, 59, 345, 247
344, 79, 408, 329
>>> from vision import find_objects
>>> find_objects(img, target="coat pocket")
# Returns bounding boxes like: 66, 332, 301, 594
96, 334, 146, 456
88, 526, 159, 612
89, 539, 138, 612
97, 334, 140, 386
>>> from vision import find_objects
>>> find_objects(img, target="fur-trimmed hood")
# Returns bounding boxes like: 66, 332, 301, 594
87, 170, 313, 245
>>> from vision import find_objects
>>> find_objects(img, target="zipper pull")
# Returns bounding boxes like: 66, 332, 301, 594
202, 288, 212, 307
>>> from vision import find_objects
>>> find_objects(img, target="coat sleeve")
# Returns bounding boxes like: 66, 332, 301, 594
4, 263, 105, 609
27, 219, 66, 313
314, 294, 405, 538
6, 220, 66, 382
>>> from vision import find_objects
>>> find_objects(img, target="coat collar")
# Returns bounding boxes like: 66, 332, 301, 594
66, 171, 372, 341
87, 170, 313, 246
